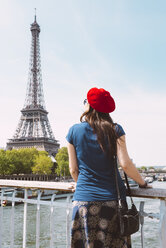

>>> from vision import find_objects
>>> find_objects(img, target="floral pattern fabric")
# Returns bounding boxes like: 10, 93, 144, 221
71, 200, 131, 248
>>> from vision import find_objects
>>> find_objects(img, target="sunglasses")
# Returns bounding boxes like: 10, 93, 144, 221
83, 99, 88, 105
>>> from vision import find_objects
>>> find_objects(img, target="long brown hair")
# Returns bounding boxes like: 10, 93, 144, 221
80, 106, 118, 159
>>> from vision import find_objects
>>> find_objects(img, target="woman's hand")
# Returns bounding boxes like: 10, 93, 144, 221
139, 181, 153, 188
68, 182, 76, 192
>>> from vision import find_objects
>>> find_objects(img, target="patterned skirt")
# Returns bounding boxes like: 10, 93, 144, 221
71, 200, 131, 248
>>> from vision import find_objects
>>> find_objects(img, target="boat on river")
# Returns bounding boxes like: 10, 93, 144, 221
0, 188, 57, 206
157, 175, 166, 182
0, 188, 72, 206
145, 176, 154, 183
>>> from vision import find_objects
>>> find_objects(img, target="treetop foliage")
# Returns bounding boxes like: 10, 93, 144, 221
0, 148, 53, 175
55, 147, 70, 176
32, 154, 53, 175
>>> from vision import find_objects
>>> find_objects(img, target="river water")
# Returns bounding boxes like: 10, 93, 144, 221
1, 181, 166, 248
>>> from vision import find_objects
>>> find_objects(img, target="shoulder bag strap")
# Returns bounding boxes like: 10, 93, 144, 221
124, 172, 134, 205
113, 156, 134, 206
113, 156, 122, 208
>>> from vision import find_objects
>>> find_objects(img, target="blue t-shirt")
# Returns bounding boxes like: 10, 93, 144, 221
66, 121, 126, 201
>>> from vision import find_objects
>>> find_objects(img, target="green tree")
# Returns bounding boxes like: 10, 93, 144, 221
38, 150, 48, 156
6, 149, 22, 175
0, 148, 53, 175
140, 166, 147, 172
148, 166, 155, 170
0, 149, 10, 175
32, 154, 53, 175
6, 148, 39, 174
55, 147, 70, 176
17, 148, 39, 173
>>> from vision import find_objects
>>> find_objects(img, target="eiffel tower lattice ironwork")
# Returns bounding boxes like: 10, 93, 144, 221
7, 15, 59, 155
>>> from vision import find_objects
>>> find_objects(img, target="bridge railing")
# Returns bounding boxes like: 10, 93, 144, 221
129, 187, 166, 248
0, 180, 166, 248
0, 180, 74, 248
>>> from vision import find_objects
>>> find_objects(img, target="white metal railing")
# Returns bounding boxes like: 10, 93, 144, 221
129, 187, 166, 248
0, 180, 74, 248
0, 180, 166, 248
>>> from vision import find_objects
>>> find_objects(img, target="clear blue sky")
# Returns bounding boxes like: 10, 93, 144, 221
0, 0, 166, 166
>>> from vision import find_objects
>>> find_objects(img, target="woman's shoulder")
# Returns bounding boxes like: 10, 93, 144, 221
115, 123, 125, 138
69, 122, 90, 131
66, 122, 90, 144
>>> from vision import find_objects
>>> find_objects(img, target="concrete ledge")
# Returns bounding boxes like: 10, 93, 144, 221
129, 187, 166, 200
0, 180, 73, 192
0, 180, 166, 199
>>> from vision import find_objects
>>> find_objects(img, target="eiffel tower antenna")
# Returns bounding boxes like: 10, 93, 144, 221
34, 8, 36, 22
7, 15, 59, 155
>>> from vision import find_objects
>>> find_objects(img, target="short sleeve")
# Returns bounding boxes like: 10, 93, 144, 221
115, 124, 125, 138
66, 126, 74, 145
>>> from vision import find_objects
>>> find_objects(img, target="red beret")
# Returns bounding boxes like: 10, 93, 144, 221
87, 87, 115, 113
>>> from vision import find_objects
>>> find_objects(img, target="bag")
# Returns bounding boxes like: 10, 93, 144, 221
113, 157, 140, 237
118, 203, 139, 237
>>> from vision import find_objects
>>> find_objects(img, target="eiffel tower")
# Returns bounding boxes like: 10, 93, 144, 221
7, 15, 59, 155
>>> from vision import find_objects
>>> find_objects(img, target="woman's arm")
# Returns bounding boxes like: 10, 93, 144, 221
117, 135, 147, 187
67, 142, 79, 183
